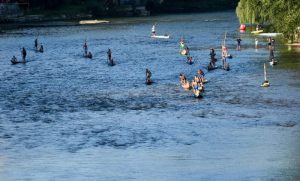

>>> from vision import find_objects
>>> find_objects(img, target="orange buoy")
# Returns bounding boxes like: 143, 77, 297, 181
240, 24, 246, 31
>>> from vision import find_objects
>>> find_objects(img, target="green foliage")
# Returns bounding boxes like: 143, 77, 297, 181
236, 0, 300, 41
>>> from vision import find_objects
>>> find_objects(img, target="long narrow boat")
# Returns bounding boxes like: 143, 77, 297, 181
83, 53, 92, 59
151, 35, 170, 39
107, 59, 115, 66
258, 33, 283, 37
251, 30, 263, 34
11, 59, 26, 64
79, 20, 110, 25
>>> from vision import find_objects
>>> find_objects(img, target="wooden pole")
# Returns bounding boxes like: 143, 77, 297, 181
264, 63, 267, 81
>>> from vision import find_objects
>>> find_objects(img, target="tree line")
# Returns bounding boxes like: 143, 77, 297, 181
25, 0, 238, 13
236, 0, 300, 42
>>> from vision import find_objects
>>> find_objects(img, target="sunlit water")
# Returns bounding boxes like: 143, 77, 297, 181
0, 11, 300, 180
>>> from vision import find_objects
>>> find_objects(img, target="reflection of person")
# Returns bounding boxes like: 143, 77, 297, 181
255, 38, 258, 49
269, 47, 274, 61
22, 47, 27, 62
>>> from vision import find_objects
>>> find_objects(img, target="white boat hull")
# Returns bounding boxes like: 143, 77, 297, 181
258, 33, 283, 37
151, 35, 170, 39
79, 20, 110, 25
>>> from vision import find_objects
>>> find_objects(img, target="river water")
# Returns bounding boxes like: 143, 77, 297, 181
0, 11, 300, 180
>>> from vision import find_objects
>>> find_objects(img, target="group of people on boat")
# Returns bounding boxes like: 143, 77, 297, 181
11, 38, 43, 64
11, 47, 27, 64
82, 40, 116, 66
179, 69, 207, 98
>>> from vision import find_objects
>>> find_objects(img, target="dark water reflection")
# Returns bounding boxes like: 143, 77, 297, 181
0, 11, 300, 180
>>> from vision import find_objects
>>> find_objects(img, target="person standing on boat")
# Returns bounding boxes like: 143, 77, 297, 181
21, 47, 27, 62
107, 48, 112, 61
271, 38, 275, 50
151, 24, 156, 36
236, 37, 242, 50
210, 48, 216, 59
256, 24, 260, 31
34, 38, 38, 49
83, 40, 88, 55
146, 68, 152, 84
209, 48, 216, 65
146, 68, 152, 79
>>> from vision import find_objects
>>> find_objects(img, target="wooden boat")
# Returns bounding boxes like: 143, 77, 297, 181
193, 87, 204, 98
186, 57, 193, 65
11, 59, 26, 65
107, 59, 115, 66
261, 63, 270, 87
79, 20, 110, 25
151, 35, 170, 39
251, 30, 263, 34
223, 63, 230, 71
145, 78, 153, 85
83, 52, 92, 59
208, 63, 217, 71
35, 47, 44, 53
202, 79, 208, 83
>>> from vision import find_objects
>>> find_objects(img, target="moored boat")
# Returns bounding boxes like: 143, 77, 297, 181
251, 30, 263, 34
79, 20, 110, 25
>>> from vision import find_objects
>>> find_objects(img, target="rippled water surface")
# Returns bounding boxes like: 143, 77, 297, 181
0, 11, 300, 180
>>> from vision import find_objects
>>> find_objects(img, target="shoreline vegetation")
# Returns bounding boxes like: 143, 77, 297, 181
236, 0, 300, 43
0, 0, 238, 24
